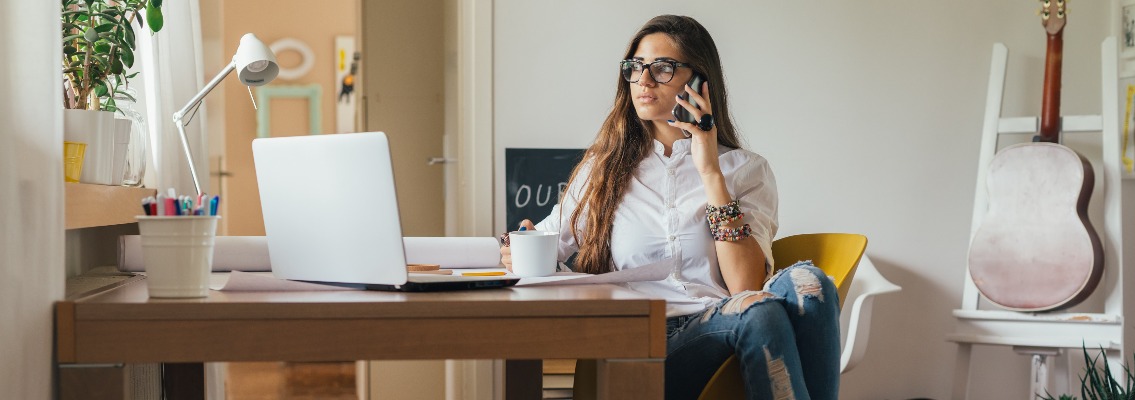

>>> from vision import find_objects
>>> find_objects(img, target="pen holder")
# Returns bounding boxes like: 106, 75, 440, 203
136, 216, 220, 298
63, 141, 86, 183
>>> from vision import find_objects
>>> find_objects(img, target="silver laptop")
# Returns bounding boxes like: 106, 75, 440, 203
251, 131, 518, 291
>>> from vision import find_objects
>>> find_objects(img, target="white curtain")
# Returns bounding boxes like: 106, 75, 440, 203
135, 0, 208, 195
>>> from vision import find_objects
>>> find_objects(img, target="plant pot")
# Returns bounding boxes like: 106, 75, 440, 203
63, 109, 131, 185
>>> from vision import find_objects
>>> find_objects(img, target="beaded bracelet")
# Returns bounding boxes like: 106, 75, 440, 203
705, 200, 743, 226
712, 224, 752, 242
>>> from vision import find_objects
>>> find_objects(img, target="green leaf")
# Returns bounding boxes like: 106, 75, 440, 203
122, 25, 135, 50
93, 41, 110, 53
83, 27, 98, 42
121, 48, 134, 68
62, 33, 82, 42
145, 5, 162, 33
94, 23, 115, 33
63, 45, 77, 55
68, 60, 83, 68
94, 83, 108, 97
150, 0, 162, 7
125, 72, 139, 79
111, 59, 123, 74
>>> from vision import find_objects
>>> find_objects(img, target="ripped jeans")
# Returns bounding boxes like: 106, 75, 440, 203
665, 261, 841, 400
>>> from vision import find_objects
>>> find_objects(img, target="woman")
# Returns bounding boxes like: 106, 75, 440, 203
502, 15, 840, 400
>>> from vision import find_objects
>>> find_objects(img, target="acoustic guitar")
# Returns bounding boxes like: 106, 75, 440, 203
967, 0, 1103, 312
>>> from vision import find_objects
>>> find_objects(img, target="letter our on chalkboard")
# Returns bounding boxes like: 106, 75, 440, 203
514, 184, 562, 208
505, 148, 586, 230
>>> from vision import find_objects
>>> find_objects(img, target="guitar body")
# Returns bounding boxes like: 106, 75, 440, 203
968, 143, 1103, 311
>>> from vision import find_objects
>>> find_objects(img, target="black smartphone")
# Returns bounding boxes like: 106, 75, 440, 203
672, 73, 707, 135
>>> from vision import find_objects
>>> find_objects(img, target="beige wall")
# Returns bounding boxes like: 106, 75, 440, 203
217, 0, 357, 235
1, 1, 65, 399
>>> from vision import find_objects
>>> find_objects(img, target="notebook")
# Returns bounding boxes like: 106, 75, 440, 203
251, 131, 518, 291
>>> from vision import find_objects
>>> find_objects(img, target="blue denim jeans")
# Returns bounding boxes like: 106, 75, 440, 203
665, 261, 841, 400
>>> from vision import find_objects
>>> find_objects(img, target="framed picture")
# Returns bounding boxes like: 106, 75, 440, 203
255, 84, 323, 138
1123, 0, 1135, 59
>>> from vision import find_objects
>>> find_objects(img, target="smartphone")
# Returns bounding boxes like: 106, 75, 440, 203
672, 73, 707, 136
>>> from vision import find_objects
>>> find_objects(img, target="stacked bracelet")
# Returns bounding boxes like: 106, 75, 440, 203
712, 224, 752, 242
706, 200, 753, 242
705, 201, 743, 225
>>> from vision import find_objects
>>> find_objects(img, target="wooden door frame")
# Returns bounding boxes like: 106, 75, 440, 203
449, 0, 500, 399
451, 0, 495, 238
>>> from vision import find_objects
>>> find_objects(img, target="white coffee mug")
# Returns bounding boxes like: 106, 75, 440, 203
509, 231, 559, 277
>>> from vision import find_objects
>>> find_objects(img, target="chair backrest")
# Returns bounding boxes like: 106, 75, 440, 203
772, 233, 868, 309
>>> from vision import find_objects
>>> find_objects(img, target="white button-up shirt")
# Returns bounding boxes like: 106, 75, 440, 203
535, 138, 779, 317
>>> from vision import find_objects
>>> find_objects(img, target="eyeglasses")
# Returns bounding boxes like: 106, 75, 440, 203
619, 59, 693, 84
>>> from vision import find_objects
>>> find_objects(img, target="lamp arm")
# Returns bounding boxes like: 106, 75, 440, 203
171, 61, 236, 196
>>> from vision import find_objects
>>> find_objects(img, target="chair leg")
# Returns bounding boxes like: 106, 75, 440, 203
1014, 346, 1060, 400
951, 343, 973, 400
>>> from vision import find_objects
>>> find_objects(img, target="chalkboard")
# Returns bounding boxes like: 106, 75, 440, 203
505, 148, 585, 230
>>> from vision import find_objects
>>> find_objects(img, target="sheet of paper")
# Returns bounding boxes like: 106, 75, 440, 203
516, 257, 674, 286
212, 271, 360, 292
403, 237, 502, 268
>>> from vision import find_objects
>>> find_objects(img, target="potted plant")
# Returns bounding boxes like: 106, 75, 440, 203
1041, 346, 1135, 400
61, 0, 163, 185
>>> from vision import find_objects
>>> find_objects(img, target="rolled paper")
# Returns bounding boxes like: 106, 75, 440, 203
119, 236, 503, 272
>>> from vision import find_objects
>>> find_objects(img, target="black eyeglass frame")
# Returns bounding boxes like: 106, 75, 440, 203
619, 59, 694, 84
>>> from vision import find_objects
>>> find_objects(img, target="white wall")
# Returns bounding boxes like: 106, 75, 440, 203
494, 1, 1113, 398
0, 1, 65, 399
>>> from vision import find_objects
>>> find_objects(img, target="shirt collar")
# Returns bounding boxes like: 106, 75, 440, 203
653, 138, 691, 158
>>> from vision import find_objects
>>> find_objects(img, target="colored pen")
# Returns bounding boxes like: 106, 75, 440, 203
209, 195, 220, 216
463, 271, 506, 277
165, 197, 178, 216
155, 194, 165, 216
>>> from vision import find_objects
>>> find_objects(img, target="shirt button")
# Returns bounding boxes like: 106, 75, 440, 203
667, 169, 675, 176
669, 235, 676, 241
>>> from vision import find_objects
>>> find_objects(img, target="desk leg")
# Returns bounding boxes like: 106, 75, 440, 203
504, 359, 542, 399
162, 362, 205, 400
595, 359, 664, 400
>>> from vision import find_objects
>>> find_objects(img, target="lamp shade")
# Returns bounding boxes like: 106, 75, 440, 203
233, 33, 279, 86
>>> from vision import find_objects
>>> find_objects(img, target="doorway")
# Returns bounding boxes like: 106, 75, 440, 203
201, 0, 448, 397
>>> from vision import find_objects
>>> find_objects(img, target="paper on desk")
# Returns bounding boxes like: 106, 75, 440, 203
516, 257, 674, 286
212, 271, 361, 292
403, 237, 502, 268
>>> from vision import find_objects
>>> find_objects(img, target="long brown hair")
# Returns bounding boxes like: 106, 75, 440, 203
566, 15, 742, 274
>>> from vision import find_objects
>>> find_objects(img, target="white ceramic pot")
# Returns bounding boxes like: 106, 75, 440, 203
63, 109, 130, 185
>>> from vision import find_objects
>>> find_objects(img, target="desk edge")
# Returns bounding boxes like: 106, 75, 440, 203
649, 300, 666, 358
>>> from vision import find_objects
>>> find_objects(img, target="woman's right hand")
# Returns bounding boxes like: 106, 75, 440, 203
500, 219, 536, 272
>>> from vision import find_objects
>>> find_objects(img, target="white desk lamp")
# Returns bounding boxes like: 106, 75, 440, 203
172, 33, 278, 195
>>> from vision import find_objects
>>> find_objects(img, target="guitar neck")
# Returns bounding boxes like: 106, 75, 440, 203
1038, 32, 1063, 143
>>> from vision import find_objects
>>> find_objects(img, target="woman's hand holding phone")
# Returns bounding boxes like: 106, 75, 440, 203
669, 80, 722, 179
672, 74, 706, 138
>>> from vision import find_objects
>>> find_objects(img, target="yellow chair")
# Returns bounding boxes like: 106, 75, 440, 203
574, 233, 902, 399
696, 233, 865, 399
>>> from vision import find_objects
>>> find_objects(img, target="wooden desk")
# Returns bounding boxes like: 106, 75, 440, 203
56, 276, 666, 399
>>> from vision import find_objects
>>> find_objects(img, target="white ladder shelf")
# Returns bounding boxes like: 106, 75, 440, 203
949, 38, 1132, 399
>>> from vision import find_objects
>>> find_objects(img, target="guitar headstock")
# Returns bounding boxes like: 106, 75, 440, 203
1040, 0, 1067, 35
